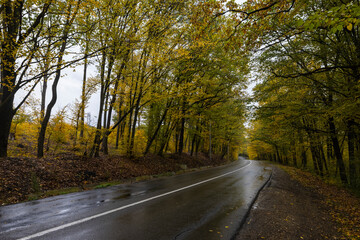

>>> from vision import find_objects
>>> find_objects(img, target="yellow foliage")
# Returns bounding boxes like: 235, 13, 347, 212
134, 129, 147, 155
247, 140, 273, 160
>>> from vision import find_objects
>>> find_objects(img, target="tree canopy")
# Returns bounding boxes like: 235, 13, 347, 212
247, 0, 360, 188
1, 0, 251, 161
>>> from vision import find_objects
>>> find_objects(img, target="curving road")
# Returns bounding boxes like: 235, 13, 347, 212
0, 158, 272, 240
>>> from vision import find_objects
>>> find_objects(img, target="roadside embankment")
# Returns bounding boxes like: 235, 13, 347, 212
236, 165, 360, 240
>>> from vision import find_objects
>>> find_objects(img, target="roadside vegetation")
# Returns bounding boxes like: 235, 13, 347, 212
247, 0, 360, 192
0, 151, 228, 205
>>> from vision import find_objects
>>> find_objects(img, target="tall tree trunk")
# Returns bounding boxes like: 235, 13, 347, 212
115, 103, 122, 150
348, 119, 356, 187
128, 96, 141, 157
0, 90, 14, 158
178, 98, 186, 155
190, 133, 197, 156
103, 52, 128, 154
144, 105, 169, 155
298, 130, 307, 168
314, 137, 324, 176
0, 0, 51, 157
115, 92, 126, 150
326, 136, 333, 166
40, 72, 49, 125
90, 50, 107, 158
175, 132, 179, 154
126, 77, 136, 154
101, 55, 115, 155
209, 121, 212, 161
0, 45, 16, 157
158, 120, 175, 156
194, 125, 203, 157
73, 108, 80, 147
292, 146, 297, 167
275, 145, 281, 164
37, 3, 76, 157
79, 48, 88, 140
39, 26, 51, 129
102, 89, 110, 155
301, 147, 307, 168
319, 144, 328, 175
37, 53, 66, 157
127, 109, 133, 148
329, 117, 348, 185
178, 117, 185, 155
309, 144, 320, 175
0, 2, 18, 157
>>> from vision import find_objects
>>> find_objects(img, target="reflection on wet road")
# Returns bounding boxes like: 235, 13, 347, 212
0, 158, 272, 240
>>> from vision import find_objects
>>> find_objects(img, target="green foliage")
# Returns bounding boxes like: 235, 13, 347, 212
248, 0, 360, 187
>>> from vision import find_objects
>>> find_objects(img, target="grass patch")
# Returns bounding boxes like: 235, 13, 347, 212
135, 175, 152, 182
94, 183, 113, 189
27, 187, 81, 201
43, 187, 81, 197
94, 181, 123, 189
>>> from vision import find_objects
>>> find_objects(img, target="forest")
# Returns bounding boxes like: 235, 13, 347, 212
0, 0, 359, 203
1, 0, 252, 161
246, 0, 360, 189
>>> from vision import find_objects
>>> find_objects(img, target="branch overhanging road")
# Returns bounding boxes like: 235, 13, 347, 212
0, 158, 272, 240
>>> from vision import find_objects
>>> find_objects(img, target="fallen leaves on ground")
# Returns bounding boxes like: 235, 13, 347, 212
282, 166, 360, 240
0, 153, 226, 205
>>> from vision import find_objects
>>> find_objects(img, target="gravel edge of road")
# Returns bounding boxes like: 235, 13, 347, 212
234, 165, 342, 240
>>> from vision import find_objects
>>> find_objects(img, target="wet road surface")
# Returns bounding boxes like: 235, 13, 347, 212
0, 158, 272, 240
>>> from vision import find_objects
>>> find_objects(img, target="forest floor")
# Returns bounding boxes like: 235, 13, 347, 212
0, 152, 227, 205
236, 165, 360, 240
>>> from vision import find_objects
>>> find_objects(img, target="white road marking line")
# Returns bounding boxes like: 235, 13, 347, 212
17, 161, 252, 240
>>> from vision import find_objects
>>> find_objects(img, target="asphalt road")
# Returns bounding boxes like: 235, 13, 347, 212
0, 158, 272, 240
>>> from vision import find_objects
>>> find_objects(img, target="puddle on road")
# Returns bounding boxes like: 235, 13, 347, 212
131, 191, 146, 197
57, 209, 71, 215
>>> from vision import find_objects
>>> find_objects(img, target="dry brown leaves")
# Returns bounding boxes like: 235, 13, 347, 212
0, 152, 226, 206
282, 166, 360, 240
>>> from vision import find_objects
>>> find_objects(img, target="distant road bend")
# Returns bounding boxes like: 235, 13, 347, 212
0, 158, 272, 240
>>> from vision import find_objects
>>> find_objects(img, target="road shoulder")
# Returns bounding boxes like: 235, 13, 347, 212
236, 166, 342, 240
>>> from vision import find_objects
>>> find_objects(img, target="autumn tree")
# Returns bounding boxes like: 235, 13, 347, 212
87, 0, 142, 157
2, 0, 255, 161
37, 0, 83, 158
141, 0, 250, 157
248, 0, 360, 186
0, 0, 99, 158
0, 0, 52, 157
